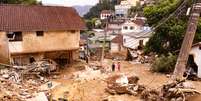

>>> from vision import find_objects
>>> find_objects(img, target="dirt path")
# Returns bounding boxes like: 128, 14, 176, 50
50, 60, 201, 101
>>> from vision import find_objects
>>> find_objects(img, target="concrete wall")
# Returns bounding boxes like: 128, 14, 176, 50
190, 46, 201, 78
0, 32, 10, 64
9, 31, 80, 54
111, 43, 119, 53
111, 43, 125, 53
123, 35, 149, 49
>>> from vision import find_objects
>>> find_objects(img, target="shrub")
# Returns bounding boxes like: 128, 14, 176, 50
151, 53, 177, 73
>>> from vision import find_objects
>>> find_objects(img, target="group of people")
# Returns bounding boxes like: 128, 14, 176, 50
112, 62, 121, 72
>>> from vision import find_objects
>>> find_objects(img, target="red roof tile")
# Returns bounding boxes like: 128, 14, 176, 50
133, 19, 145, 26
0, 4, 86, 31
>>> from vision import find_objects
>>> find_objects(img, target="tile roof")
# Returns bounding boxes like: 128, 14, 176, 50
0, 4, 86, 31
133, 19, 145, 27
123, 30, 152, 38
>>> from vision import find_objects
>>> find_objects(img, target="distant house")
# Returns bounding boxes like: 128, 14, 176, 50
121, 18, 150, 34
108, 19, 125, 34
115, 1, 132, 17
121, 20, 142, 33
100, 10, 115, 20
127, 0, 140, 6
111, 34, 125, 53
0, 5, 85, 65
123, 30, 152, 49
189, 42, 201, 78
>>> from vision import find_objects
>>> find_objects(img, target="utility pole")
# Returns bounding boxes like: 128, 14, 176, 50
101, 19, 108, 66
173, 3, 201, 80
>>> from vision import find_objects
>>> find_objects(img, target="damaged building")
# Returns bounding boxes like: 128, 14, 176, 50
0, 5, 85, 65
189, 42, 201, 78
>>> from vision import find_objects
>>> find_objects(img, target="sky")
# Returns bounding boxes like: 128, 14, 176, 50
40, 0, 99, 6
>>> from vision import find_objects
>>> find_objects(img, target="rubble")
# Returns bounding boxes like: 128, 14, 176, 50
128, 49, 156, 64
141, 80, 201, 101
0, 59, 60, 101
105, 74, 145, 96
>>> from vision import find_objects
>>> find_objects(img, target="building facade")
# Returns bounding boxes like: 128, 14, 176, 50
0, 5, 85, 65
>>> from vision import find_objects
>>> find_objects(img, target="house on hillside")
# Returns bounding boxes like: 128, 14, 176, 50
123, 30, 152, 49
0, 5, 85, 65
189, 42, 201, 78
108, 19, 125, 34
100, 10, 115, 20
127, 0, 140, 6
122, 21, 140, 33
121, 17, 151, 33
111, 34, 125, 53
115, 1, 132, 17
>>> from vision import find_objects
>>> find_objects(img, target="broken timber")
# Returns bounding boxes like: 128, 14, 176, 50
173, 2, 201, 79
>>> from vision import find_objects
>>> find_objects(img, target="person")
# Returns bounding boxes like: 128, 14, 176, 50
112, 62, 115, 72
117, 62, 121, 71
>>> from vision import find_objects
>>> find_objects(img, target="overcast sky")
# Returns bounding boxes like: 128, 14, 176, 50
40, 0, 99, 6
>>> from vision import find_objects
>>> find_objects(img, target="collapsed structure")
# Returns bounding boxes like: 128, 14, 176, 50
0, 4, 85, 65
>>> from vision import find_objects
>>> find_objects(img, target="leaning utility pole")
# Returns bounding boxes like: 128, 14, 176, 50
173, 2, 201, 80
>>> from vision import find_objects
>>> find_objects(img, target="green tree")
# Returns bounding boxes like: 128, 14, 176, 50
143, 0, 201, 55
0, 0, 38, 5
143, 0, 182, 26
144, 18, 187, 54
84, 0, 115, 19
128, 3, 143, 17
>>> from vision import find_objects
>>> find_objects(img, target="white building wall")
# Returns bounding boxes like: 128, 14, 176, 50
190, 46, 201, 78
111, 43, 119, 53
123, 35, 149, 49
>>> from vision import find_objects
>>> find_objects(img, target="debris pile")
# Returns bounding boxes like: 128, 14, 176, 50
141, 80, 201, 101
105, 74, 145, 96
128, 50, 155, 64
0, 59, 59, 101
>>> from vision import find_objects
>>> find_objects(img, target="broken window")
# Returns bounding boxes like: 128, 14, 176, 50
7, 32, 22, 41
130, 26, 134, 30
123, 26, 128, 30
36, 31, 44, 36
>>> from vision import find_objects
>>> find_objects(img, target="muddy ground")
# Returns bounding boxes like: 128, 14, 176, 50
50, 60, 201, 101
